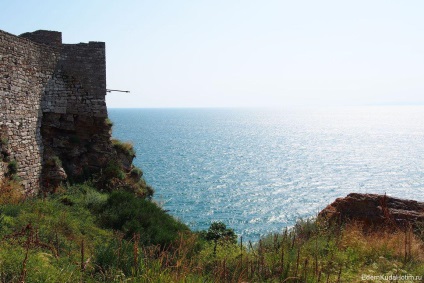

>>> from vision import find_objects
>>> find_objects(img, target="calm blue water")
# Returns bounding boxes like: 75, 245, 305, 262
108, 107, 424, 241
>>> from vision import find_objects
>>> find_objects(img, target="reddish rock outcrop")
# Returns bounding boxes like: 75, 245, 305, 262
319, 193, 424, 229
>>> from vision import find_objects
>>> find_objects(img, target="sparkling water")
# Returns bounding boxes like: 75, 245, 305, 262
108, 106, 424, 241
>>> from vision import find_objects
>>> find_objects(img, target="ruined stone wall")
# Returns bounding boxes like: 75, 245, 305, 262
0, 30, 59, 193
0, 29, 112, 193
41, 40, 112, 185
42, 42, 107, 116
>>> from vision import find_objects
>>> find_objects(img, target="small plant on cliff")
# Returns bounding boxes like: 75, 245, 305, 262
104, 118, 114, 127
103, 161, 126, 181
6, 160, 18, 178
112, 139, 135, 158
45, 155, 62, 168
0, 138, 9, 162
0, 137, 8, 147
130, 166, 143, 178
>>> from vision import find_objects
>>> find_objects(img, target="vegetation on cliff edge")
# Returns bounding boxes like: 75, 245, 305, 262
0, 180, 423, 282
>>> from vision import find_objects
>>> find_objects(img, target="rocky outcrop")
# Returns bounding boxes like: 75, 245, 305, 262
319, 193, 424, 230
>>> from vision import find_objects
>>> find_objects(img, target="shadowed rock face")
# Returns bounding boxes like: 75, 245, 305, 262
319, 193, 424, 229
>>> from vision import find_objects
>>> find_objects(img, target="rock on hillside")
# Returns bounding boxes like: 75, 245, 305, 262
319, 193, 424, 229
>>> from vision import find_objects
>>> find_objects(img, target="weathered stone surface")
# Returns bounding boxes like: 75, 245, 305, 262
0, 29, 59, 193
0, 29, 112, 194
1, 28, 152, 197
45, 166, 67, 184
318, 193, 424, 229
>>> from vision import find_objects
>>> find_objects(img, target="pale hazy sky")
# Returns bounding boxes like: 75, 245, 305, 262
2, 0, 424, 108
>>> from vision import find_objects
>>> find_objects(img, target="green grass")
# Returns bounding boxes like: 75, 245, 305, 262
112, 139, 135, 158
0, 183, 188, 282
0, 182, 423, 282
45, 155, 62, 167
104, 118, 113, 127
6, 160, 18, 176
97, 190, 189, 245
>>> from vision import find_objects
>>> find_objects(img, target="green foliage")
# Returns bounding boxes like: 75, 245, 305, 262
0, 180, 423, 282
104, 118, 114, 127
202, 221, 237, 244
130, 166, 143, 178
112, 139, 136, 157
0, 242, 80, 282
199, 221, 237, 256
0, 184, 112, 281
0, 179, 24, 204
48, 155, 62, 167
94, 235, 145, 277
0, 137, 8, 147
98, 191, 188, 246
121, 177, 154, 199
103, 161, 125, 181
7, 159, 18, 176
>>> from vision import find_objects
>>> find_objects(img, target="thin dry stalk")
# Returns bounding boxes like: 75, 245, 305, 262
19, 227, 32, 283
55, 232, 60, 257
133, 233, 139, 272
80, 239, 85, 272
294, 247, 300, 280
291, 232, 296, 250
240, 236, 243, 269
280, 239, 285, 275
282, 277, 300, 283
336, 265, 342, 283
314, 236, 318, 277
303, 258, 308, 282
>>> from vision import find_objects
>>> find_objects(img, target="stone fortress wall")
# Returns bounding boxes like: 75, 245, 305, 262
0, 29, 112, 194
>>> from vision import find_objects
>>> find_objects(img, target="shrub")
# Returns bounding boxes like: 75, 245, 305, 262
105, 118, 114, 127
98, 191, 188, 246
112, 139, 136, 158
200, 222, 237, 255
94, 236, 143, 276
83, 188, 108, 211
0, 137, 8, 147
121, 177, 154, 199
45, 155, 62, 167
202, 222, 237, 244
7, 160, 18, 176
103, 161, 125, 181
130, 166, 143, 178
0, 180, 24, 205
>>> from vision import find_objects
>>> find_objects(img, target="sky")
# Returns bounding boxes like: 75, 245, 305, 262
1, 0, 424, 108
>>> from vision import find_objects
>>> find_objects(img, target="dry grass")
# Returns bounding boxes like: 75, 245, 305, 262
0, 183, 423, 282
341, 221, 424, 261
0, 180, 25, 205
112, 139, 136, 157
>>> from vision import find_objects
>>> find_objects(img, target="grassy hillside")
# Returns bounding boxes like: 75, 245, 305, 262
0, 182, 423, 282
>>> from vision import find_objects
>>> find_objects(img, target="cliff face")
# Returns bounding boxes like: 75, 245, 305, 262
319, 193, 424, 230
0, 29, 119, 194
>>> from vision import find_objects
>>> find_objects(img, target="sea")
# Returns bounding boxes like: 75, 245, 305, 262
108, 106, 424, 241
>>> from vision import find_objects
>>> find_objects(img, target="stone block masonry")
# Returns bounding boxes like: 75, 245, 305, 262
0, 29, 112, 194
